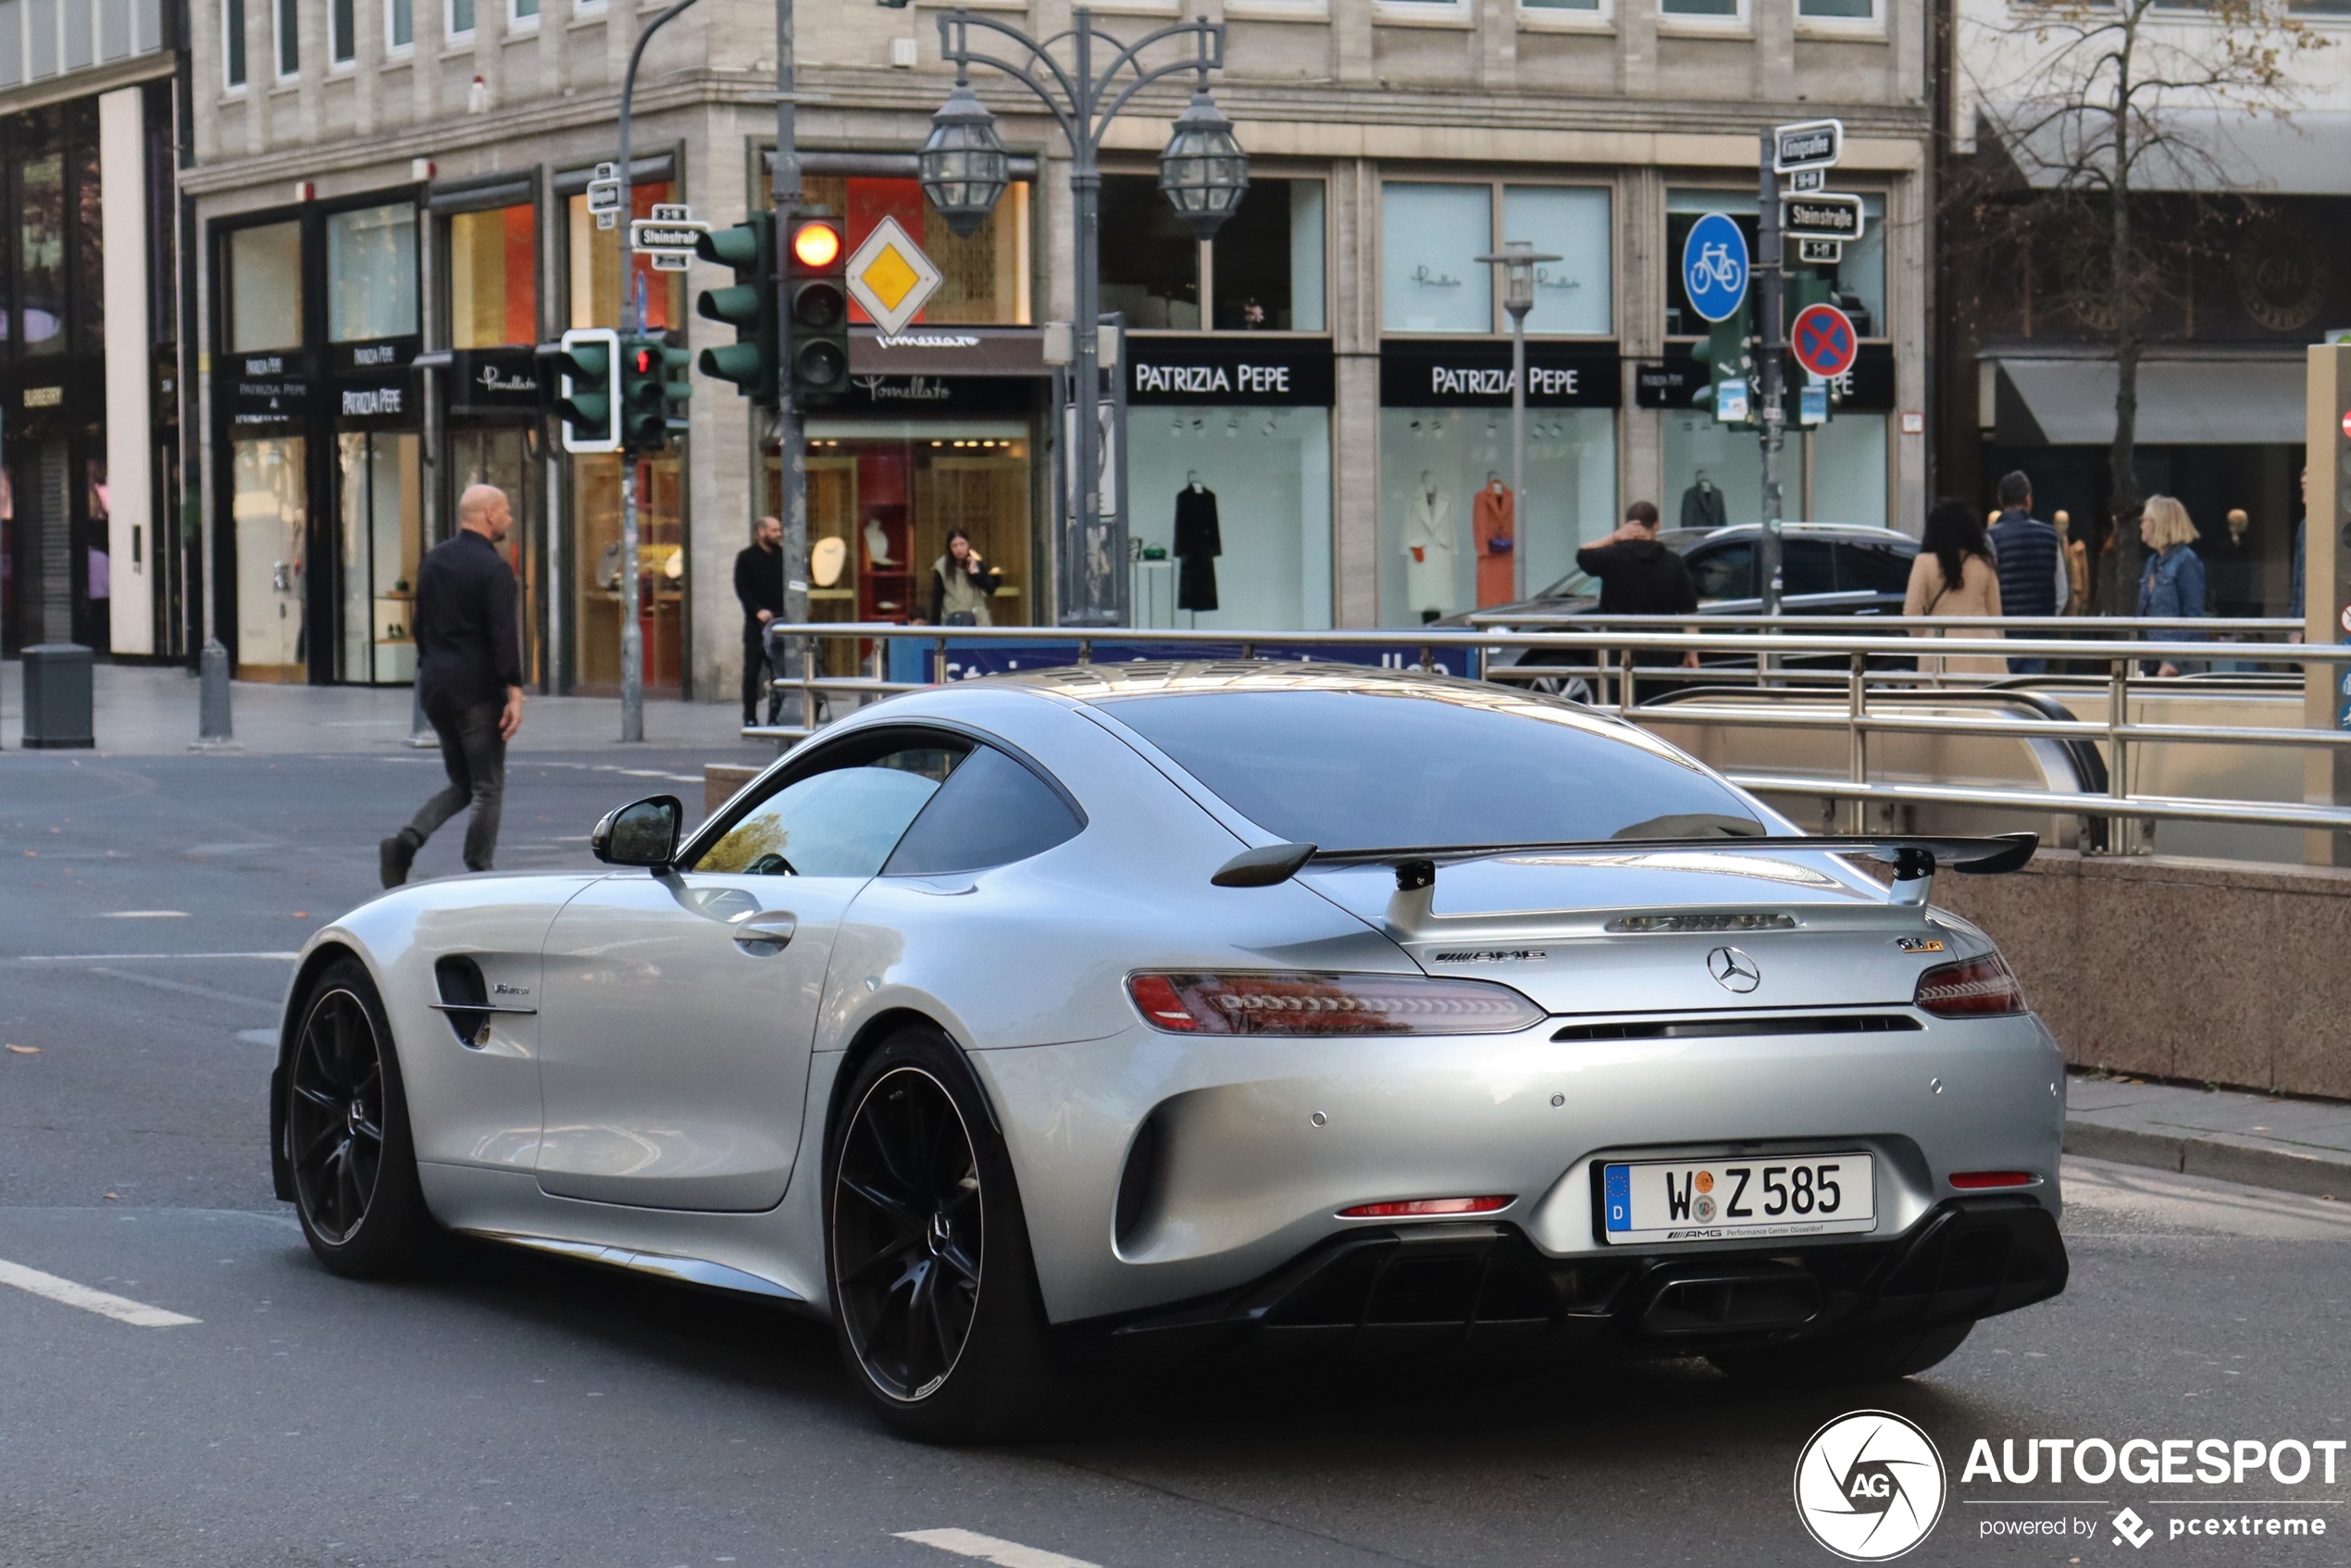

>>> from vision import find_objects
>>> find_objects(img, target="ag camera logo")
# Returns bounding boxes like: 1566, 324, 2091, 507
1795, 1411, 1947, 1561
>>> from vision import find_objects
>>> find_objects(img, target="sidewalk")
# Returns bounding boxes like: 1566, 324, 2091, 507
2067, 1071, 2351, 1200
2, 658, 777, 761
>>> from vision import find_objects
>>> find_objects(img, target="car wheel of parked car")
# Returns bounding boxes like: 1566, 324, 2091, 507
827, 1025, 1064, 1442
286, 955, 438, 1278
1707, 1321, 1973, 1385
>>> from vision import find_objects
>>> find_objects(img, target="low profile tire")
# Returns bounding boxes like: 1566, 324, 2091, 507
284, 956, 438, 1278
826, 1025, 1064, 1442
1707, 1320, 1973, 1385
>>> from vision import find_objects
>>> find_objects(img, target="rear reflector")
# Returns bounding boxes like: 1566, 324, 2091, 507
1338, 1195, 1514, 1218
1949, 1171, 2035, 1189
1913, 952, 2026, 1017
1126, 971, 1546, 1037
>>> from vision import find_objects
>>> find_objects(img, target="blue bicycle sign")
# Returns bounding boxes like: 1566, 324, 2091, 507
1681, 213, 1749, 324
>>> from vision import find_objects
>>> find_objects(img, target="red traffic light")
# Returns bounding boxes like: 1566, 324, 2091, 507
791, 220, 842, 269
630, 347, 656, 373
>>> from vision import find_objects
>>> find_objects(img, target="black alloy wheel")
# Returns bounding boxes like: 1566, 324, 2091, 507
833, 1066, 985, 1401
289, 987, 387, 1245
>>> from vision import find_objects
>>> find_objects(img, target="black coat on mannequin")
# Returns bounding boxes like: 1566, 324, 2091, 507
1175, 479, 1222, 612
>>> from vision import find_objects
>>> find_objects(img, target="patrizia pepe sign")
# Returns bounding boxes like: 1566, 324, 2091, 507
1126, 337, 1334, 406
1378, 339, 1621, 409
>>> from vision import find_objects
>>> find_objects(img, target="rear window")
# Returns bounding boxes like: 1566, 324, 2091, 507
1104, 687, 1763, 851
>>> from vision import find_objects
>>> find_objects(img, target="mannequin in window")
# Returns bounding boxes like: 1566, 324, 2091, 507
1174, 471, 1222, 613
1474, 471, 1516, 607
1405, 471, 1456, 622
1679, 468, 1727, 532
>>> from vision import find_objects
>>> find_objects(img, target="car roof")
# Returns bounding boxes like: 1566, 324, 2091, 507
1662, 522, 1917, 548
945, 658, 1604, 709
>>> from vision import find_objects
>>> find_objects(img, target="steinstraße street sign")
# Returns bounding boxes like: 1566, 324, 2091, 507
1681, 212, 1750, 325
844, 216, 945, 338
1781, 193, 1866, 244
1773, 118, 1843, 175
1791, 302, 1860, 380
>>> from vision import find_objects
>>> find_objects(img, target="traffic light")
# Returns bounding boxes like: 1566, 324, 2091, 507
619, 334, 692, 452
548, 327, 620, 454
694, 213, 778, 405
785, 215, 850, 407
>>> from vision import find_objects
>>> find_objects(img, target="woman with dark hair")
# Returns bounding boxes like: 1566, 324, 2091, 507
1903, 497, 2004, 676
928, 529, 1002, 627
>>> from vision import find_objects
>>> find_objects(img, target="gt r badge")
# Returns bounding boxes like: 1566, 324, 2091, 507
1708, 946, 1762, 992
1896, 937, 1945, 953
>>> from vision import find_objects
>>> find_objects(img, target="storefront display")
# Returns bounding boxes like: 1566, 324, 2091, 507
1642, 343, 1896, 529
1378, 339, 1618, 623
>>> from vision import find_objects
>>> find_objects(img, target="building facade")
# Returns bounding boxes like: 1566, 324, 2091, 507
0, 0, 180, 660
182, 0, 1933, 696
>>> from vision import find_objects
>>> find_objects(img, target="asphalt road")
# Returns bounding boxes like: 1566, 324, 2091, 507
5, 752, 2350, 1568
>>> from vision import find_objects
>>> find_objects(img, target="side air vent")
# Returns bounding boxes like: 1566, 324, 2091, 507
1113, 1109, 1170, 1256
434, 956, 491, 1047
1553, 1013, 1922, 1043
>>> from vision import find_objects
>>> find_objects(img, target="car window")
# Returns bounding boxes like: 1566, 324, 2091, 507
1688, 541, 1753, 601
1837, 541, 1914, 594
1104, 688, 1762, 852
693, 741, 965, 877
1784, 539, 1836, 596
884, 746, 1085, 876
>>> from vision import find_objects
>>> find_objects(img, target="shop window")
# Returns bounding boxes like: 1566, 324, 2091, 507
566, 183, 685, 331
336, 431, 422, 683
70, 103, 102, 355
1667, 188, 1885, 338
451, 203, 538, 347
227, 220, 303, 353
797, 175, 1031, 327
1130, 407, 1332, 629
274, 0, 296, 77
231, 436, 306, 677
1377, 408, 1617, 625
571, 452, 685, 692
1099, 174, 1199, 330
384, 0, 410, 50
1210, 179, 1325, 332
19, 108, 63, 358
330, 0, 354, 63
223, 0, 245, 85
1659, 411, 1888, 532
1381, 183, 1492, 335
327, 203, 418, 342
1500, 185, 1611, 335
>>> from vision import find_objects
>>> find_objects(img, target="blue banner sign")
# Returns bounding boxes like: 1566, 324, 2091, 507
898, 640, 1482, 685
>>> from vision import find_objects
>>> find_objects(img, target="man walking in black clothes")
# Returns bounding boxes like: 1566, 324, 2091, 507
379, 484, 524, 887
1575, 500, 1699, 704
1985, 469, 2063, 674
736, 514, 784, 725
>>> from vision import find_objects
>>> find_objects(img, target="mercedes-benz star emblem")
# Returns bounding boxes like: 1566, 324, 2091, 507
1708, 946, 1762, 993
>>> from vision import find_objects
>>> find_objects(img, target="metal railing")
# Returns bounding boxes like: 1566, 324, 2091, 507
746, 617, 2350, 847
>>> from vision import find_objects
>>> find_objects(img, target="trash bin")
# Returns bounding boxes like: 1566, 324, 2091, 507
21, 643, 95, 750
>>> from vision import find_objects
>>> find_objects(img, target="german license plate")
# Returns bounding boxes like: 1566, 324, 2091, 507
1600, 1153, 1875, 1244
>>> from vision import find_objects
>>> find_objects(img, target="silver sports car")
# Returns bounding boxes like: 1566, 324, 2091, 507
269, 663, 2067, 1439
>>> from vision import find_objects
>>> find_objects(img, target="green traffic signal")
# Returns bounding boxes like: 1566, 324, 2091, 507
547, 327, 621, 454
694, 214, 778, 405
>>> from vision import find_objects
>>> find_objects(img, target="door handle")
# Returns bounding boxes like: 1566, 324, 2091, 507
731, 910, 798, 952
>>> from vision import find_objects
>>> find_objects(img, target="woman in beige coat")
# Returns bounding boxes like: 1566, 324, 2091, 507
1904, 497, 2005, 676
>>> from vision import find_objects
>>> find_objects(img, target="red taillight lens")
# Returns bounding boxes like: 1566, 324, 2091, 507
1913, 952, 2025, 1017
1950, 1171, 2035, 1189
1339, 1195, 1514, 1218
1126, 971, 1546, 1037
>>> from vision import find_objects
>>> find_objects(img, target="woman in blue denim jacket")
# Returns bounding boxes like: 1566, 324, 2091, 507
2135, 494, 2206, 676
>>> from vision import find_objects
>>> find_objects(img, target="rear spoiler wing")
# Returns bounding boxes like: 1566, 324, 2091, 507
1211, 832, 2039, 902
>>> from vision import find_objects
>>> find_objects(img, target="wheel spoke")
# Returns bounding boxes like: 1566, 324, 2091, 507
839, 1232, 923, 1288
292, 1083, 341, 1115
838, 1174, 921, 1234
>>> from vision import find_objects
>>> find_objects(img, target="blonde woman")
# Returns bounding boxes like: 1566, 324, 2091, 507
2135, 495, 2206, 676
1904, 498, 2004, 676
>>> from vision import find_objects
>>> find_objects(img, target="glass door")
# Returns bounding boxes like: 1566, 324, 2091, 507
335, 431, 423, 684
232, 437, 308, 678
450, 426, 542, 687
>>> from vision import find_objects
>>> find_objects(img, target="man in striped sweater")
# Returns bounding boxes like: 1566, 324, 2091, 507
1986, 471, 2064, 674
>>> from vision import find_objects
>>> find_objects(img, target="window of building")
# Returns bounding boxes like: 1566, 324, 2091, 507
566, 182, 685, 331
1384, 180, 1612, 336
327, 203, 418, 342
274, 0, 296, 78
1502, 185, 1611, 335
1664, 188, 1885, 338
385, 0, 410, 50
446, 0, 472, 37
18, 108, 63, 357
1132, 408, 1333, 630
1660, 0, 1744, 19
1797, 0, 1875, 19
450, 203, 538, 348
1099, 173, 1325, 333
223, 0, 246, 85
330, 0, 354, 63
227, 220, 303, 352
1375, 0, 1468, 16
511, 0, 537, 26
794, 175, 1032, 327
1523, 0, 1608, 19
68, 102, 100, 356
1100, 174, 1200, 330
1660, 413, 1887, 533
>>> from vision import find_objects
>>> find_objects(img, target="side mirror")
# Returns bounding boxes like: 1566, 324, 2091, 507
591, 795, 683, 870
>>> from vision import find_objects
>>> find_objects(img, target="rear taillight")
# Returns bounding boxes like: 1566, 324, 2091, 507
1339, 1195, 1514, 1218
1126, 972, 1546, 1037
1949, 1171, 2035, 1189
1913, 952, 2026, 1017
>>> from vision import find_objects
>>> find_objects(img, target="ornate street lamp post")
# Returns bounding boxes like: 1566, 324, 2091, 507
1476, 241, 1560, 602
919, 6, 1246, 627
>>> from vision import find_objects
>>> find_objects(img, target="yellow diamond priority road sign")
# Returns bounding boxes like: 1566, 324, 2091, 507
844, 217, 943, 337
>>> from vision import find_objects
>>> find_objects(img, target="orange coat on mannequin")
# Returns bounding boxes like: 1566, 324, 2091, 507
1474, 477, 1515, 607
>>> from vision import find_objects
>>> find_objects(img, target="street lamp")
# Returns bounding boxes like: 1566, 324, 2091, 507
922, 6, 1244, 627
1475, 240, 1560, 602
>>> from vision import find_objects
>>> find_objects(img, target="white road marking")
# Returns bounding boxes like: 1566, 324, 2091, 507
896, 1529, 1101, 1568
0, 1258, 201, 1328
238, 1027, 280, 1044
97, 911, 190, 918
17, 952, 300, 963
87, 968, 282, 1011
